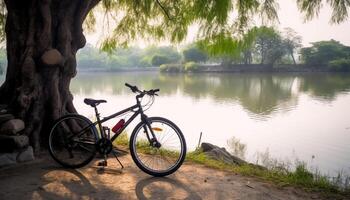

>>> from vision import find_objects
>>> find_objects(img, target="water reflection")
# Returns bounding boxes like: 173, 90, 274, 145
71, 72, 350, 117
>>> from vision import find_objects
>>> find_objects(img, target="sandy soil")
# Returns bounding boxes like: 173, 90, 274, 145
0, 152, 346, 200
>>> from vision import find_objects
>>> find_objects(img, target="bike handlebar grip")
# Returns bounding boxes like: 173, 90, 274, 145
154, 89, 160, 92
125, 83, 133, 88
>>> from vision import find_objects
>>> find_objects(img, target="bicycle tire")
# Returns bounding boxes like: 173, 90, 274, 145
48, 114, 98, 168
130, 117, 186, 177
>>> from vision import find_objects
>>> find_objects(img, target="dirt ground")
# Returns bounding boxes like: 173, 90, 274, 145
0, 152, 346, 200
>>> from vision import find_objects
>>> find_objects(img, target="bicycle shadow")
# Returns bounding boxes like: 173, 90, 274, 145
135, 176, 202, 200
33, 164, 125, 200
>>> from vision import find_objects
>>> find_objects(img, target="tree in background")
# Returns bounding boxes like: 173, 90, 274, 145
282, 28, 302, 65
183, 47, 208, 63
253, 26, 284, 65
300, 40, 349, 66
0, 0, 348, 150
146, 46, 181, 66
151, 55, 170, 66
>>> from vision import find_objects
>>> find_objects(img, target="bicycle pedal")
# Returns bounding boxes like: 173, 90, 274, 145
97, 160, 108, 167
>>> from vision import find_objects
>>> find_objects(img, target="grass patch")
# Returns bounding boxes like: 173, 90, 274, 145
112, 134, 349, 196
112, 132, 129, 146
186, 149, 350, 196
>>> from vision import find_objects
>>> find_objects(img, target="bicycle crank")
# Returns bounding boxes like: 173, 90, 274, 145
96, 138, 113, 155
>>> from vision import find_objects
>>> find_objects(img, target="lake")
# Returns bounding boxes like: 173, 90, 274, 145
1, 72, 350, 176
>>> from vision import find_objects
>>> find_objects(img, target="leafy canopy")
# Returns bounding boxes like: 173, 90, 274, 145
0, 0, 349, 49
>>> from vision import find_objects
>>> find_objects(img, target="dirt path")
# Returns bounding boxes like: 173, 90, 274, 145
0, 153, 341, 200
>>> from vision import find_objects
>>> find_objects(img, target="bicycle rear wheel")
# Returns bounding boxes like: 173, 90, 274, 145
130, 117, 186, 177
49, 114, 98, 168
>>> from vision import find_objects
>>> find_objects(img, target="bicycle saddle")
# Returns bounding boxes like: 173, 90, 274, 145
84, 98, 107, 107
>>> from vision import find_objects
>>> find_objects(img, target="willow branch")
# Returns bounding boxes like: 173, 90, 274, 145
155, 0, 172, 20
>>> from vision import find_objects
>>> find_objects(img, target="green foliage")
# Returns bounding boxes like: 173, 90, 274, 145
112, 132, 129, 146
183, 47, 208, 63
329, 58, 350, 72
198, 26, 302, 66
0, 0, 349, 51
253, 26, 285, 65
186, 148, 350, 195
300, 40, 350, 67
151, 55, 169, 66
184, 62, 200, 72
159, 64, 183, 73
77, 44, 181, 69
297, 0, 350, 24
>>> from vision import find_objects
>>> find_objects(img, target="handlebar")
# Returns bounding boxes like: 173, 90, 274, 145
125, 83, 160, 96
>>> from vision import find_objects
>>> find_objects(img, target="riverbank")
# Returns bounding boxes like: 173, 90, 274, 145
159, 63, 350, 73
77, 67, 159, 73
74, 63, 350, 74
1, 150, 349, 200
114, 135, 350, 197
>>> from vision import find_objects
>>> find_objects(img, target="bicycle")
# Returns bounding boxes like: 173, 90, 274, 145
48, 83, 187, 177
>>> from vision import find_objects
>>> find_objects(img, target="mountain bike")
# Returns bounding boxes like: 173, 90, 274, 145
48, 83, 187, 177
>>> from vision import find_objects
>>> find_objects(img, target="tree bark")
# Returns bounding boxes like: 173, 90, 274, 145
0, 0, 100, 152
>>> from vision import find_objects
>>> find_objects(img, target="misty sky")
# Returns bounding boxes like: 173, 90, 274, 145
86, 0, 350, 48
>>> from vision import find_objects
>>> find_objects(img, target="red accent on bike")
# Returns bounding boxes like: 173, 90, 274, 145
112, 119, 125, 134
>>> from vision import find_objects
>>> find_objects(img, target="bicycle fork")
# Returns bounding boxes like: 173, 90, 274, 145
142, 114, 161, 148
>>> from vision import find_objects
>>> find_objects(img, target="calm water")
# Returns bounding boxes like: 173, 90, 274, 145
1, 72, 350, 176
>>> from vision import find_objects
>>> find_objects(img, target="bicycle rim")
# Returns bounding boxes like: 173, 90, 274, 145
49, 115, 97, 168
131, 117, 186, 176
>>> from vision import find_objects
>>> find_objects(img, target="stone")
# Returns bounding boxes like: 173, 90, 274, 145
0, 152, 17, 167
0, 119, 25, 135
0, 114, 14, 125
0, 135, 29, 152
201, 142, 247, 166
17, 146, 34, 162
41, 49, 63, 66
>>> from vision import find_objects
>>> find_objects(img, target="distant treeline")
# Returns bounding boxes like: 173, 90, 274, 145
76, 44, 208, 70
76, 26, 350, 73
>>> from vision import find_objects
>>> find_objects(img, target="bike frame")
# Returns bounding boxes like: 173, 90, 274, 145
71, 95, 156, 144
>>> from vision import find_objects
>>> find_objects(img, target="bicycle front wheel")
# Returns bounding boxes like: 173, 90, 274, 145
130, 117, 187, 177
49, 114, 98, 168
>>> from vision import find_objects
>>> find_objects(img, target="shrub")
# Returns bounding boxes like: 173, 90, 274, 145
151, 55, 170, 66
329, 58, 350, 72
159, 64, 183, 73
184, 62, 200, 72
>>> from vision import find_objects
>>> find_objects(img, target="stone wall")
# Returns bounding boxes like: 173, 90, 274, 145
0, 105, 34, 167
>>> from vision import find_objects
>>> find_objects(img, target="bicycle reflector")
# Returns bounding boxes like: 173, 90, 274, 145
152, 127, 163, 132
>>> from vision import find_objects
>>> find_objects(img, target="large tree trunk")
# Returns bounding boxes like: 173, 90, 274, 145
0, 0, 100, 152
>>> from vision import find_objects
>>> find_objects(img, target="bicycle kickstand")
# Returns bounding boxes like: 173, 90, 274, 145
112, 150, 124, 169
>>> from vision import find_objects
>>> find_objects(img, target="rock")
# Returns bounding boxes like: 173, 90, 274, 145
201, 143, 217, 152
17, 146, 34, 162
0, 152, 17, 167
201, 142, 247, 166
0, 114, 14, 125
0, 135, 29, 152
0, 119, 25, 135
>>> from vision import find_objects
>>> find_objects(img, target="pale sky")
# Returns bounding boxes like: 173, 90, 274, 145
85, 0, 350, 48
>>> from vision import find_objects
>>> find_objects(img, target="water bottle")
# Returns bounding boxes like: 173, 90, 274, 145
112, 119, 125, 134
